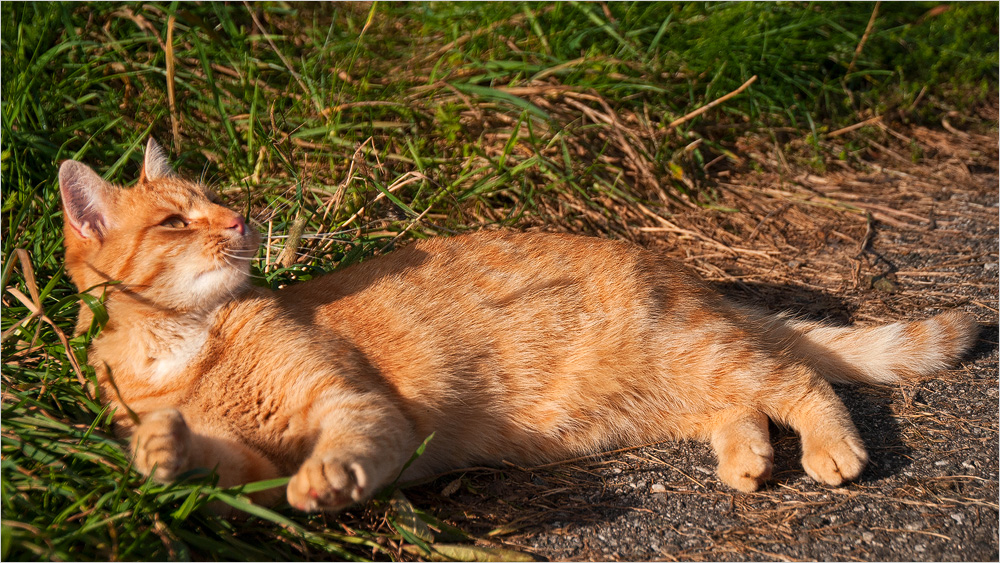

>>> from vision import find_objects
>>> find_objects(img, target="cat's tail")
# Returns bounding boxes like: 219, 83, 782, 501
769, 311, 979, 384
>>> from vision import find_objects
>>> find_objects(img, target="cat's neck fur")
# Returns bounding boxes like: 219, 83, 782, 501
94, 292, 226, 386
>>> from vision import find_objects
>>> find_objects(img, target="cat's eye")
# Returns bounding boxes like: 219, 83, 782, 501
160, 216, 189, 229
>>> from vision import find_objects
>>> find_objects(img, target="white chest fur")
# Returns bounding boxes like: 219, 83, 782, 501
147, 323, 210, 384
101, 311, 214, 385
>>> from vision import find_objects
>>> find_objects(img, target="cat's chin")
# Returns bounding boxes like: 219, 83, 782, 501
182, 267, 249, 309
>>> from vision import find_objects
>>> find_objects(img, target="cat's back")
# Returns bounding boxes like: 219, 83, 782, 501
286, 230, 697, 306
279, 229, 707, 400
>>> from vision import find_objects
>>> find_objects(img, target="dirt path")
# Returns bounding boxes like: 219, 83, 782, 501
403, 120, 999, 561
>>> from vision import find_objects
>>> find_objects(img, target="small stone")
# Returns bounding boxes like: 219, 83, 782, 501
862, 532, 875, 542
441, 477, 462, 497
934, 460, 949, 466
695, 466, 713, 475
651, 483, 667, 494
950, 513, 965, 524
872, 276, 899, 293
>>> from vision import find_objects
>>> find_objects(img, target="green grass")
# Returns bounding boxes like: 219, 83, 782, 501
2, 2, 996, 560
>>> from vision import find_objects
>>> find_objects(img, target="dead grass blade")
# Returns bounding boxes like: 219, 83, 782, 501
166, 14, 181, 152
668, 75, 758, 129
846, 1, 882, 75
3, 249, 90, 394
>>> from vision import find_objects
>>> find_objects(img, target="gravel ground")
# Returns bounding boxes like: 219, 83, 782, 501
403, 120, 999, 561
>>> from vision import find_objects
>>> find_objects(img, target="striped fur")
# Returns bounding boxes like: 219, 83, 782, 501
59, 140, 979, 512
783, 311, 978, 384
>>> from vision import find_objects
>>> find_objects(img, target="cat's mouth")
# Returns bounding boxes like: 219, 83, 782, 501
217, 235, 259, 266
220, 245, 256, 263
193, 243, 255, 286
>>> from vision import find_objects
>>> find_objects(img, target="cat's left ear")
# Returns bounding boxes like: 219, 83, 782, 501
139, 138, 174, 183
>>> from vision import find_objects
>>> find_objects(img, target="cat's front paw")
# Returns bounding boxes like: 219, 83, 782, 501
131, 408, 191, 481
287, 456, 372, 512
801, 434, 868, 486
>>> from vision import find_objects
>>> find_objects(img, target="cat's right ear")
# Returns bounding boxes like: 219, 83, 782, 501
59, 160, 113, 241
139, 138, 174, 183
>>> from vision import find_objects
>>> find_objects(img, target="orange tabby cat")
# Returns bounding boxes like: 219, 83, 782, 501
59, 139, 978, 512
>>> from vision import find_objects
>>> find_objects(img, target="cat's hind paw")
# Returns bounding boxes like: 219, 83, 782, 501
717, 439, 774, 493
801, 434, 868, 486
131, 408, 191, 481
710, 408, 773, 493
287, 456, 370, 512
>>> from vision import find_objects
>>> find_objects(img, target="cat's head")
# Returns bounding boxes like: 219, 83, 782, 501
58, 139, 260, 313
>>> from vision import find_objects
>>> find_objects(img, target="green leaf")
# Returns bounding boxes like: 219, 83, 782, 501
236, 476, 290, 494
77, 288, 111, 330
388, 489, 434, 543
390, 517, 433, 556
213, 491, 301, 528
395, 431, 435, 481
372, 180, 418, 218
447, 83, 549, 120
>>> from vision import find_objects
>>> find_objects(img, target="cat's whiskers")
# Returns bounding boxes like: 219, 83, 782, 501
250, 197, 296, 224
219, 252, 266, 282
267, 230, 359, 241
219, 245, 256, 262
251, 217, 384, 269
220, 248, 257, 265
259, 234, 356, 255
246, 193, 395, 268
198, 162, 213, 187
256, 248, 331, 266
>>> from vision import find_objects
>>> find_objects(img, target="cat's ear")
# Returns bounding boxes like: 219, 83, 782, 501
139, 137, 174, 183
59, 160, 114, 241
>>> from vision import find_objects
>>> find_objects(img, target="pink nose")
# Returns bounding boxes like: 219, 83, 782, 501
227, 214, 247, 236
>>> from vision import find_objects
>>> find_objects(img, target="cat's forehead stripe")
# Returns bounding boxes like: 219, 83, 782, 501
138, 180, 207, 211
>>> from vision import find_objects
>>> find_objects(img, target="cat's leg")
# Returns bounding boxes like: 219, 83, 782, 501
286, 398, 416, 512
131, 408, 283, 504
767, 368, 869, 486
130, 408, 191, 481
708, 407, 774, 492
